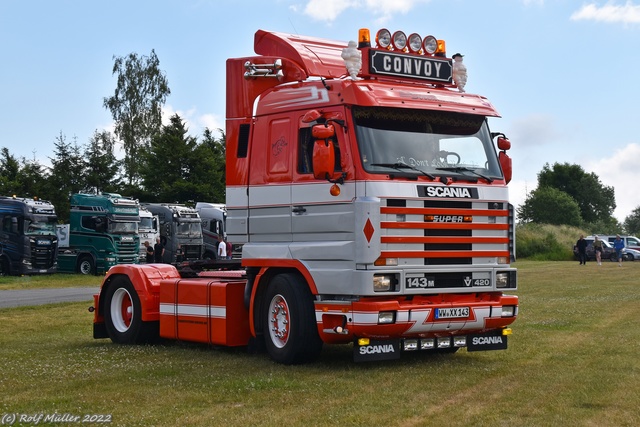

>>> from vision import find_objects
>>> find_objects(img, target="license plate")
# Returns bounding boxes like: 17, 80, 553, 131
435, 307, 469, 319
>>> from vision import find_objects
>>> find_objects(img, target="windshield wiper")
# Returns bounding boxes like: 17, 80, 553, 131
435, 166, 494, 183
370, 163, 436, 179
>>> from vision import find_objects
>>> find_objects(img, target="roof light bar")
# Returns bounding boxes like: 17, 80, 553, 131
391, 31, 407, 50
376, 29, 392, 49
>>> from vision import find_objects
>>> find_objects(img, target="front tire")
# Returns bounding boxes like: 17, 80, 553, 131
78, 256, 95, 275
262, 273, 323, 365
103, 277, 157, 344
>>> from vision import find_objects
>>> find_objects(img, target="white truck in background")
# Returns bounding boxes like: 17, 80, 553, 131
138, 207, 159, 263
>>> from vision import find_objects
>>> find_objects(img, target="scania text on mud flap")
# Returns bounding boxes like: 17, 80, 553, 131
91, 28, 518, 364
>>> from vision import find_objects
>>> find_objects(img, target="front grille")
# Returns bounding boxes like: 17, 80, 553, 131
182, 245, 201, 260
380, 196, 510, 266
30, 241, 56, 269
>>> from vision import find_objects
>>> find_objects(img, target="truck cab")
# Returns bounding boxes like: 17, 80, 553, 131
143, 203, 204, 263
0, 196, 58, 275
57, 193, 140, 274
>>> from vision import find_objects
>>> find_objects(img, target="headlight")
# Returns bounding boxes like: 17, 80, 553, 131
496, 272, 509, 288
373, 274, 395, 292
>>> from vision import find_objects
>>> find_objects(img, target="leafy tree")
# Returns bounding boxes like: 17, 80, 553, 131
140, 114, 198, 203
0, 147, 21, 195
538, 162, 615, 224
84, 130, 121, 194
624, 206, 640, 235
197, 128, 226, 203
17, 156, 50, 199
103, 49, 170, 186
517, 186, 582, 226
47, 132, 86, 223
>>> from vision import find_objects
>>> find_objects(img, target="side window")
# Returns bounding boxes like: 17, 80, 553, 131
627, 237, 639, 246
2, 216, 21, 234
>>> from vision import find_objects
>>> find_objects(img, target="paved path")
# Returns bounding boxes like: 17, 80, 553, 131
0, 287, 99, 309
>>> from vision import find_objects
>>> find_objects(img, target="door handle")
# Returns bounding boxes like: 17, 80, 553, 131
292, 206, 307, 214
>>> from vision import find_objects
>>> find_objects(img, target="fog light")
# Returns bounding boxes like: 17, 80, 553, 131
403, 339, 418, 351
437, 337, 451, 348
378, 311, 396, 324
502, 306, 515, 317
421, 338, 435, 350
358, 338, 370, 346
453, 336, 466, 347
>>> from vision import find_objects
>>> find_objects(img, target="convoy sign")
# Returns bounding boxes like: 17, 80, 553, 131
369, 50, 452, 83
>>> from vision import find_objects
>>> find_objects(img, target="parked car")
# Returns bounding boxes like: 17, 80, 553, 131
604, 235, 640, 251
574, 238, 616, 262
576, 236, 640, 261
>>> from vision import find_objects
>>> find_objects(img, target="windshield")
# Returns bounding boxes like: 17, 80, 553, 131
139, 216, 155, 231
25, 216, 57, 236
176, 221, 202, 237
353, 107, 502, 179
108, 220, 138, 234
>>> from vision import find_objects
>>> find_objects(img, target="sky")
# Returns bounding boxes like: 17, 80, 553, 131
1, 0, 640, 223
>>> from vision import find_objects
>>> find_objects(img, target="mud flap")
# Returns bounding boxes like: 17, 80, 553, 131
353, 339, 401, 362
467, 331, 508, 351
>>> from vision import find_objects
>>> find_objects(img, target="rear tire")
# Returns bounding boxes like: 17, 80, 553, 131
262, 273, 323, 364
103, 277, 158, 344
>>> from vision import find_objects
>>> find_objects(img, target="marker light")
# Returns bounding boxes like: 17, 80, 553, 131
391, 31, 407, 50
408, 33, 422, 53
358, 28, 371, 48
436, 39, 446, 57
376, 29, 391, 49
422, 35, 438, 55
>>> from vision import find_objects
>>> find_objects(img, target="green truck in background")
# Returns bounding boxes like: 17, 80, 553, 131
56, 193, 140, 275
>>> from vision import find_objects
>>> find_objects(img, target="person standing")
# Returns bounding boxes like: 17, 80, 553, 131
154, 237, 165, 263
613, 234, 625, 266
576, 235, 588, 265
217, 235, 227, 259
593, 236, 603, 266
225, 238, 232, 260
144, 241, 154, 263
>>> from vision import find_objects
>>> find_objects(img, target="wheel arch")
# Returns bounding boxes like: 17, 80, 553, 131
97, 264, 180, 323
248, 263, 317, 339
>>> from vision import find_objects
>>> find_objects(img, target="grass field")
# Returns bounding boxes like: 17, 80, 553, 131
1, 260, 639, 426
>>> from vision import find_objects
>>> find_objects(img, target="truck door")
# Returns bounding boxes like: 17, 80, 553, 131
248, 116, 293, 242
291, 113, 355, 243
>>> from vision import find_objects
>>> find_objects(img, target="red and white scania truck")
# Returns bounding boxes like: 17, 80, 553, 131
91, 28, 518, 364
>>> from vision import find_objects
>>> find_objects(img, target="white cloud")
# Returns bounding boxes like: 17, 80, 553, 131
161, 104, 224, 139
302, 0, 430, 23
303, 0, 359, 22
584, 142, 640, 222
570, 2, 640, 24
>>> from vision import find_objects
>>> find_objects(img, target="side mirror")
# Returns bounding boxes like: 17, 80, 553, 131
312, 125, 336, 181
499, 151, 512, 184
497, 136, 511, 151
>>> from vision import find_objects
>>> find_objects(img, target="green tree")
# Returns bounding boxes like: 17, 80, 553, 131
196, 128, 226, 203
517, 186, 582, 226
624, 206, 640, 235
17, 156, 50, 199
84, 130, 121, 194
0, 147, 21, 195
538, 162, 615, 224
140, 114, 198, 203
48, 132, 86, 223
103, 49, 170, 186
